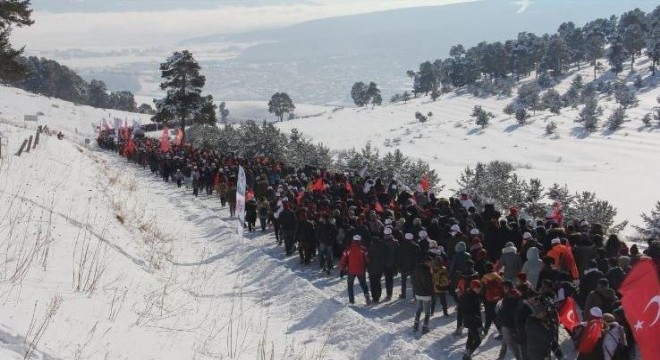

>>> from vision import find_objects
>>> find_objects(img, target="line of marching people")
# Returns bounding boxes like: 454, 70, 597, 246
99, 130, 660, 360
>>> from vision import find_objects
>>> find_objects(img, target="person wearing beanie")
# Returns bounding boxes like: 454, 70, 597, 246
412, 256, 434, 334
449, 241, 472, 308
448, 224, 468, 259
459, 279, 483, 359
339, 235, 372, 305
418, 230, 430, 253
496, 280, 523, 360
496, 242, 522, 282
430, 246, 451, 317
601, 313, 628, 360
398, 233, 420, 299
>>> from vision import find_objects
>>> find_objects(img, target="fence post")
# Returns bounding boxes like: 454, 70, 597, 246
34, 131, 40, 148
16, 139, 28, 156
26, 135, 33, 153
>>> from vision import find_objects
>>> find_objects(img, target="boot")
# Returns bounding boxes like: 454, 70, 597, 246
421, 325, 430, 335
413, 322, 419, 332
453, 326, 463, 336
365, 294, 372, 305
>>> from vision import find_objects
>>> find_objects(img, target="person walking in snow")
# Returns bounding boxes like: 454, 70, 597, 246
398, 232, 420, 299
339, 235, 371, 305
460, 280, 483, 360
412, 255, 434, 334
174, 169, 184, 188
257, 197, 270, 232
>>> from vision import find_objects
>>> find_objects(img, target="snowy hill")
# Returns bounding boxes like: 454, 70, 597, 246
277, 61, 660, 236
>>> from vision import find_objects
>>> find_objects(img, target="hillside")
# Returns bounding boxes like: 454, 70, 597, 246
277, 59, 660, 236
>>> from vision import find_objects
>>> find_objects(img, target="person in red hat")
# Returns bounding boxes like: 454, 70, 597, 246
459, 279, 483, 360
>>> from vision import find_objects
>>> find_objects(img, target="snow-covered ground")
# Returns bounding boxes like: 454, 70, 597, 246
278, 60, 660, 236
0, 85, 582, 359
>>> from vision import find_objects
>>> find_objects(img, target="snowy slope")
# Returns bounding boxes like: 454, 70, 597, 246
277, 60, 660, 235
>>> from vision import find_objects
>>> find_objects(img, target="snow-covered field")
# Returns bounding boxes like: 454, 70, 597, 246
278, 61, 660, 236
0, 85, 583, 359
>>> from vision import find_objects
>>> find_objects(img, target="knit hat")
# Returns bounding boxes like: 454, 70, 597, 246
383, 227, 393, 236
404, 233, 414, 241
469, 228, 480, 235
603, 313, 616, 323
352, 235, 362, 242
470, 280, 482, 290
505, 241, 515, 248
523, 232, 533, 240
419, 230, 428, 239
384, 219, 393, 226
450, 224, 461, 233
590, 307, 603, 318
551, 238, 561, 245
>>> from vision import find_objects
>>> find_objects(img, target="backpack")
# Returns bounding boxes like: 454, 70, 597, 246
436, 266, 450, 288
484, 278, 504, 302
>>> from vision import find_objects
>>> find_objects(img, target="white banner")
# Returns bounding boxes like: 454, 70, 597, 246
236, 166, 246, 239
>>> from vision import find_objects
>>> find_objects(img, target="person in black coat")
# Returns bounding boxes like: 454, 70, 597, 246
578, 260, 604, 307
368, 235, 388, 303
605, 257, 626, 293
412, 256, 434, 334
317, 214, 337, 273
295, 212, 316, 265
382, 228, 399, 301
245, 199, 257, 232
459, 280, 483, 360
525, 304, 554, 360
279, 201, 297, 255
496, 280, 523, 360
398, 233, 420, 299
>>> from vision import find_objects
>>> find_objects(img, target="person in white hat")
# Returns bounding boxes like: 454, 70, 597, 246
382, 227, 399, 301
339, 235, 372, 305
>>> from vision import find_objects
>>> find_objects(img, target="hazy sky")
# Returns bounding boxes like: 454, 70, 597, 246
14, 0, 479, 49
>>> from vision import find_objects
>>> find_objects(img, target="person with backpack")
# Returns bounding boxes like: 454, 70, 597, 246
584, 278, 618, 319
481, 262, 503, 338
412, 255, 434, 334
460, 280, 483, 360
430, 245, 450, 317
601, 313, 628, 360
257, 197, 270, 232
496, 242, 522, 282
339, 235, 372, 305
575, 307, 607, 360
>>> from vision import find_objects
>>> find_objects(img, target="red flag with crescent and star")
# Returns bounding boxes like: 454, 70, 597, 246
619, 258, 660, 360
558, 296, 580, 332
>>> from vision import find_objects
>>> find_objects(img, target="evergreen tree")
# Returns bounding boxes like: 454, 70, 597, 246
576, 96, 603, 131
0, 0, 33, 83
646, 6, 660, 75
192, 95, 217, 125
618, 9, 648, 71
522, 178, 547, 220
366, 82, 382, 107
517, 82, 541, 114
471, 105, 495, 128
614, 82, 638, 108
218, 102, 230, 124
154, 50, 208, 141
607, 34, 628, 74
557, 22, 585, 69
542, 89, 563, 114
606, 107, 627, 131
635, 201, 660, 239
108, 91, 136, 112
569, 191, 617, 230
583, 19, 608, 80
88, 79, 109, 108
540, 34, 570, 77
515, 107, 529, 125
138, 103, 155, 114
401, 91, 411, 103
268, 92, 295, 122
351, 81, 369, 107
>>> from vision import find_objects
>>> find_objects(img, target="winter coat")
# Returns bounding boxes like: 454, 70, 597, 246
295, 220, 316, 245
383, 236, 399, 270
449, 242, 470, 277
525, 317, 553, 359
548, 244, 579, 279
397, 239, 420, 274
431, 259, 451, 292
584, 287, 618, 318
367, 239, 388, 274
279, 208, 297, 231
257, 200, 270, 218
602, 321, 627, 360
497, 245, 522, 281
412, 262, 434, 297
245, 200, 257, 222
497, 291, 521, 329
579, 268, 605, 306
340, 242, 368, 276
459, 289, 483, 329
606, 267, 626, 292
447, 233, 467, 259
573, 243, 597, 275
316, 221, 337, 247
522, 247, 543, 289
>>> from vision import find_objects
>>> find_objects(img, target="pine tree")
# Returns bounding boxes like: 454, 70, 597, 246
647, 6, 660, 75
517, 82, 541, 115
522, 178, 547, 220
268, 92, 295, 122
606, 107, 626, 131
618, 9, 648, 71
366, 82, 382, 107
576, 96, 602, 132
515, 107, 529, 125
569, 191, 617, 230
607, 34, 628, 74
154, 50, 208, 141
0, 0, 33, 83
351, 82, 369, 107
635, 201, 660, 240
471, 105, 495, 128
614, 82, 638, 108
542, 89, 563, 114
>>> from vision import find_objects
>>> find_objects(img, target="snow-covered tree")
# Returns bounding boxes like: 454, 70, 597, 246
0, 0, 33, 83
607, 35, 628, 74
515, 107, 529, 125
154, 50, 208, 141
218, 102, 229, 124
583, 19, 607, 80
606, 107, 627, 131
517, 82, 541, 112
471, 105, 495, 128
268, 92, 295, 122
647, 6, 660, 75
545, 121, 557, 135
642, 113, 653, 127
618, 9, 648, 71
576, 96, 602, 131
542, 89, 563, 114
351, 82, 369, 107
567, 191, 618, 230
635, 201, 660, 240
522, 178, 547, 220
614, 82, 638, 108
367, 82, 382, 107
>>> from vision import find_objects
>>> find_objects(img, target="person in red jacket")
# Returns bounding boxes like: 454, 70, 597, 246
340, 235, 372, 305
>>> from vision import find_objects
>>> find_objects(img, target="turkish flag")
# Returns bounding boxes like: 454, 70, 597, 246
558, 296, 580, 332
551, 202, 563, 225
160, 127, 170, 153
374, 201, 384, 213
310, 178, 325, 192
345, 180, 353, 194
619, 258, 660, 360
420, 174, 429, 192
175, 128, 184, 146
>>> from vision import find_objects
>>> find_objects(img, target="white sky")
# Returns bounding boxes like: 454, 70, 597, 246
13, 0, 477, 50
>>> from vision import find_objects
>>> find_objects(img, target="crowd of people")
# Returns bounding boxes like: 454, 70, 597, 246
98, 130, 660, 360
